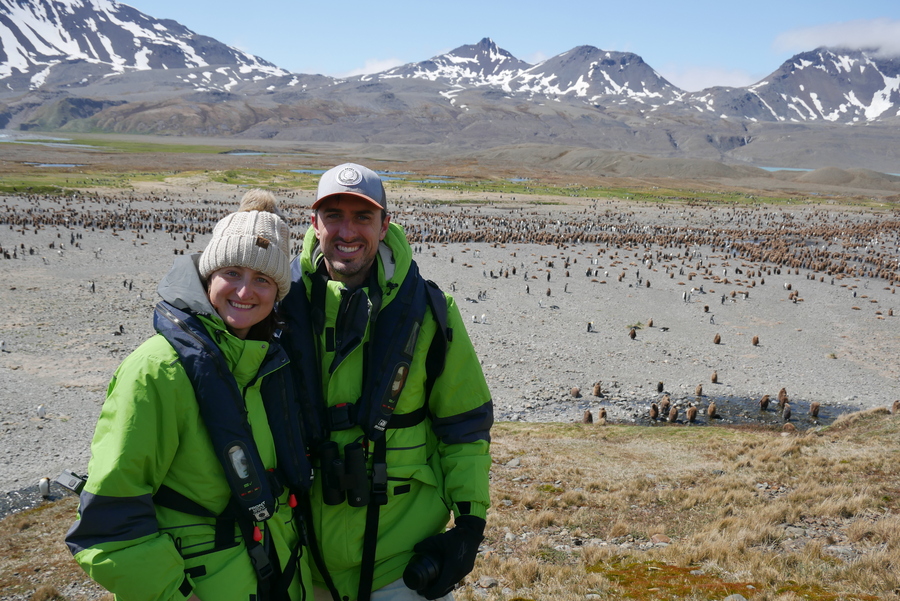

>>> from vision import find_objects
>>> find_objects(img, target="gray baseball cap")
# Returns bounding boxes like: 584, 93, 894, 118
313, 163, 386, 210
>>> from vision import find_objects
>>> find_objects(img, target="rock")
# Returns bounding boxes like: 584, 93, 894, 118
650, 533, 671, 544
477, 576, 499, 589
506, 457, 521, 468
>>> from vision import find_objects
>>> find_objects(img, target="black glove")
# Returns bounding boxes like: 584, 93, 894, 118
404, 515, 486, 599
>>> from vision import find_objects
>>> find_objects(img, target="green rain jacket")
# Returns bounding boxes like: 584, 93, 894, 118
289, 222, 493, 598
65, 255, 311, 601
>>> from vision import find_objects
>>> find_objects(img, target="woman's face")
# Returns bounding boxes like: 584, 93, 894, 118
207, 266, 277, 339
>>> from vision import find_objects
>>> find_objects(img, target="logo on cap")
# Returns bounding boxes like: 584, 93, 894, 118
336, 166, 363, 187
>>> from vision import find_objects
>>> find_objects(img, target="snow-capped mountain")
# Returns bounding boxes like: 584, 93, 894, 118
377, 38, 531, 88
507, 45, 683, 104
0, 0, 287, 91
372, 39, 683, 105
1, 0, 899, 171
688, 48, 900, 123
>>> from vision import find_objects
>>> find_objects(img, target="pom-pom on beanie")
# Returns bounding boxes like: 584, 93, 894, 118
199, 189, 291, 301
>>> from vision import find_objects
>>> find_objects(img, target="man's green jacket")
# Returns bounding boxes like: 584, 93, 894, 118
289, 222, 493, 598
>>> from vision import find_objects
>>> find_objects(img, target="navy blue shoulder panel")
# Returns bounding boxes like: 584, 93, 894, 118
154, 302, 311, 524
280, 258, 329, 446
362, 261, 422, 437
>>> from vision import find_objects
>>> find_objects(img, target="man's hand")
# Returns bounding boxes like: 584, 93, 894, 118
406, 515, 485, 600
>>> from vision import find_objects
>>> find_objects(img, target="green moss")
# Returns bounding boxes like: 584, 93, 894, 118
587, 559, 760, 600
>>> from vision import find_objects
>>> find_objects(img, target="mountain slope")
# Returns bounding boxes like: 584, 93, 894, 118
688, 48, 900, 123
377, 37, 531, 88
0, 1, 899, 172
509, 45, 683, 105
0, 0, 287, 91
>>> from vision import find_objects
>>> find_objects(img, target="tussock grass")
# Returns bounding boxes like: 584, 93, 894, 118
464, 411, 900, 600
3, 411, 899, 599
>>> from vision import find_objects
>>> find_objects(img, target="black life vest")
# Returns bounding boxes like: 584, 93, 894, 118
153, 301, 313, 522
279, 256, 451, 445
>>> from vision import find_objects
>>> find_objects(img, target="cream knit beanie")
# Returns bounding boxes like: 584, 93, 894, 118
199, 191, 291, 301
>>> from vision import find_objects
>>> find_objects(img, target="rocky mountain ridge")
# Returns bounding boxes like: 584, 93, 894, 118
1, 0, 899, 172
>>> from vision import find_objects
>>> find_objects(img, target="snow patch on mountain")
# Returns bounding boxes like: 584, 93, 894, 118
0, 0, 287, 89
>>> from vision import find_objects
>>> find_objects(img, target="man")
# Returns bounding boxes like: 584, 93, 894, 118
280, 163, 493, 601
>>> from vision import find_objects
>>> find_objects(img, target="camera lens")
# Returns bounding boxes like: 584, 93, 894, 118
403, 553, 441, 592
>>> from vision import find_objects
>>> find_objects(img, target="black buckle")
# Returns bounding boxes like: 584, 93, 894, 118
327, 402, 358, 431
248, 544, 274, 580
372, 462, 388, 506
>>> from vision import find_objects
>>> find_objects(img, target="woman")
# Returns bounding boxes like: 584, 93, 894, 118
66, 191, 312, 601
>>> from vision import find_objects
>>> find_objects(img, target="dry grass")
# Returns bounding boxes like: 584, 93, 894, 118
461, 410, 900, 600
3, 410, 899, 600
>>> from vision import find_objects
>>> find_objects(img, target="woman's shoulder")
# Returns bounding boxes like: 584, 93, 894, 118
114, 333, 184, 380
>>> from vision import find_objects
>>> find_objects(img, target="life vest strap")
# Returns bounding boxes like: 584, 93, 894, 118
325, 402, 358, 431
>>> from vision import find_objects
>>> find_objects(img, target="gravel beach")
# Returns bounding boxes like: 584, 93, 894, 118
2, 186, 899, 510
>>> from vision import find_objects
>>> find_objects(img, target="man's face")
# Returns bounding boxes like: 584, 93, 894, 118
312, 194, 390, 288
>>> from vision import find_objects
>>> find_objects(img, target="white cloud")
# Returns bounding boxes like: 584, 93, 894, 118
659, 64, 760, 93
523, 51, 549, 66
338, 57, 405, 77
774, 18, 900, 58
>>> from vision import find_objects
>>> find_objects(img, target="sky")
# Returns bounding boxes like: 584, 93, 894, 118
121, 0, 900, 92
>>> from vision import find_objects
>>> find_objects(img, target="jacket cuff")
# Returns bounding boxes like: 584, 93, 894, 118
454, 501, 487, 520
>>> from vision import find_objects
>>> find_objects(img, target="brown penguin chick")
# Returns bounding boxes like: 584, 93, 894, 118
713, 333, 721, 344
777, 387, 788, 407
570, 387, 582, 398
695, 384, 703, 397
629, 328, 637, 340
782, 403, 792, 422
707, 401, 717, 420
809, 402, 820, 418
598, 407, 608, 421
759, 394, 770, 410
659, 395, 671, 417
592, 382, 602, 397
711, 370, 718, 384
668, 405, 679, 423
648, 318, 654, 327
892, 400, 900, 415
752, 335, 760, 346
657, 381, 664, 393
649, 403, 659, 420
686, 404, 698, 423
582, 410, 593, 424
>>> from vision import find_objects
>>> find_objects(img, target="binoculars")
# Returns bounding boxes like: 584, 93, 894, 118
403, 553, 441, 593
319, 441, 370, 507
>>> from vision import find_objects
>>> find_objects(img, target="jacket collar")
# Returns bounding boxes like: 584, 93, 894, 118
300, 222, 412, 299
156, 254, 218, 317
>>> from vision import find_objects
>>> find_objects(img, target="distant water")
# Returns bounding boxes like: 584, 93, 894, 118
290, 169, 411, 181
760, 167, 813, 173
760, 166, 900, 176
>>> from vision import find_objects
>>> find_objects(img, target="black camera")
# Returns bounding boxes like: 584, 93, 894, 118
319, 441, 370, 507
402, 553, 441, 593
55, 469, 87, 494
